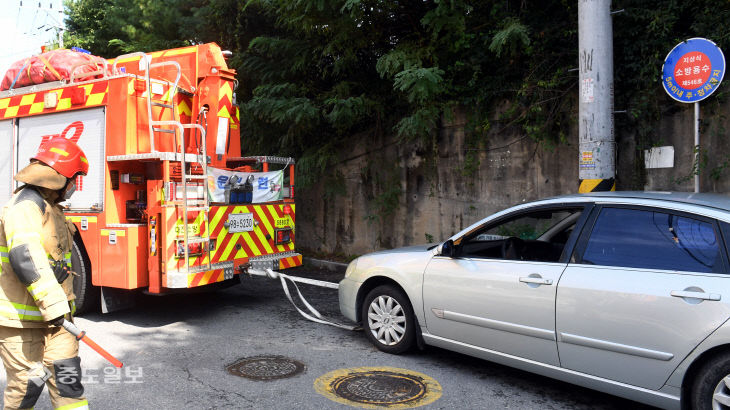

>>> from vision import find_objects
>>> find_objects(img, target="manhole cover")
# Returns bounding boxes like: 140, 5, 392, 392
226, 355, 305, 380
314, 366, 442, 408
333, 370, 426, 405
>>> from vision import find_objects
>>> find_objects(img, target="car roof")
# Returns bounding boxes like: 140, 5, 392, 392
554, 191, 730, 212
450, 191, 730, 243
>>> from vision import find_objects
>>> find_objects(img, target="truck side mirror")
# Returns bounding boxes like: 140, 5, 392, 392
439, 239, 456, 257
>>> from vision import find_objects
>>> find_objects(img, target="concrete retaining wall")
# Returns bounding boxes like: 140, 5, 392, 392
296, 103, 730, 256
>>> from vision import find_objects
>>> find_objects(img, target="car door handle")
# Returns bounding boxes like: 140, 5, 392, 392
670, 290, 721, 301
519, 277, 553, 286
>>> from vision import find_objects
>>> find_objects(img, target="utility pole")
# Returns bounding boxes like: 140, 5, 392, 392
19, 0, 64, 49
578, 0, 615, 193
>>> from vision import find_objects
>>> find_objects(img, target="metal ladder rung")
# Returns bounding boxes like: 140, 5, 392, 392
186, 206, 209, 211
186, 237, 210, 244
153, 128, 176, 134
152, 102, 174, 108
185, 175, 207, 180
167, 199, 206, 205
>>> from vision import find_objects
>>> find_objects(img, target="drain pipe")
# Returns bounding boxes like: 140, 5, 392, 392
578, 0, 616, 193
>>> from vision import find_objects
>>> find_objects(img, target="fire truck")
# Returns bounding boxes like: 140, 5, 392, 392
0, 43, 301, 313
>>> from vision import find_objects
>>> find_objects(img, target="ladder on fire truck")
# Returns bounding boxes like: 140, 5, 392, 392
110, 53, 212, 276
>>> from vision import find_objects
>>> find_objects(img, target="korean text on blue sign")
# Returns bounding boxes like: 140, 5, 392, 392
662, 38, 725, 103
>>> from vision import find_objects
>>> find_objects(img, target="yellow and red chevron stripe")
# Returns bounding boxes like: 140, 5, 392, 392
178, 95, 193, 117
164, 209, 207, 271
164, 267, 226, 289
279, 254, 302, 269
189, 268, 225, 288
161, 203, 297, 288
208, 204, 296, 264
217, 81, 233, 119
0, 82, 108, 119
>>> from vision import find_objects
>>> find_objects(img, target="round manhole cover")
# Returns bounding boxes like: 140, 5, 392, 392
315, 366, 442, 408
226, 355, 305, 381
334, 370, 425, 404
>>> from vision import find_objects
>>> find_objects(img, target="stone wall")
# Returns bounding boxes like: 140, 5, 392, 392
296, 103, 730, 256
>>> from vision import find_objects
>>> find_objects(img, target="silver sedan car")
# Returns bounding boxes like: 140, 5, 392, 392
339, 192, 730, 409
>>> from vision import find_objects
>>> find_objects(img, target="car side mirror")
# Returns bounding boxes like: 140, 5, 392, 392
439, 239, 456, 257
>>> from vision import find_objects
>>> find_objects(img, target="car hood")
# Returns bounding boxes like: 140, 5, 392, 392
351, 244, 436, 280
367, 244, 436, 256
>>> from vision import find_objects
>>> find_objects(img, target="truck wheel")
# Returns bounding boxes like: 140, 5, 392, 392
361, 285, 416, 354
691, 351, 730, 409
71, 233, 98, 315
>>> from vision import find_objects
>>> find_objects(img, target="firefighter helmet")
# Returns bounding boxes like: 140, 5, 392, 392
33, 137, 89, 178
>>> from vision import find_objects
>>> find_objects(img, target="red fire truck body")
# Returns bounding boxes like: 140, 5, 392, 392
0, 43, 301, 312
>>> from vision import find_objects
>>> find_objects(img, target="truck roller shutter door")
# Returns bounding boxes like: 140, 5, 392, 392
0, 120, 12, 205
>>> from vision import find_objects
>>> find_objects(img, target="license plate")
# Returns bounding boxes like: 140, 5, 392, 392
227, 213, 254, 233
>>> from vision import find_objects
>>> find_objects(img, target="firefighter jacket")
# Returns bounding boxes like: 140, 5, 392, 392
0, 185, 74, 327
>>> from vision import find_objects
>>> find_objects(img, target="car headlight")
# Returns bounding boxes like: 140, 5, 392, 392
344, 258, 358, 279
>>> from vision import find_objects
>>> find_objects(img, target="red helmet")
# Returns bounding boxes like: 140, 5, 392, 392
33, 137, 89, 178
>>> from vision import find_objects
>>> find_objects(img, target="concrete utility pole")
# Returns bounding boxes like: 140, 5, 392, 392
578, 0, 616, 192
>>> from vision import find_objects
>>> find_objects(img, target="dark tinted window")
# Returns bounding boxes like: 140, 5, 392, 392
459, 208, 581, 261
582, 207, 722, 273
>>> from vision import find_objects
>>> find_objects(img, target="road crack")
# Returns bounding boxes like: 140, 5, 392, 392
183, 366, 254, 408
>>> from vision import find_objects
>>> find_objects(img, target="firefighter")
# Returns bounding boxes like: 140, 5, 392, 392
0, 137, 89, 409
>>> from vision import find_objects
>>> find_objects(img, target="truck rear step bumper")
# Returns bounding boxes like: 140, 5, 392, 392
164, 252, 302, 288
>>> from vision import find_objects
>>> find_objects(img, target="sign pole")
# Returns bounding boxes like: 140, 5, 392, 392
694, 102, 700, 193
661, 38, 724, 192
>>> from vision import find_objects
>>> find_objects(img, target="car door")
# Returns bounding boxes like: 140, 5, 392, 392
556, 205, 730, 390
422, 205, 589, 366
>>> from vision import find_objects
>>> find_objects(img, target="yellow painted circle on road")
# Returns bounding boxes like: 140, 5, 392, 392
314, 366, 442, 408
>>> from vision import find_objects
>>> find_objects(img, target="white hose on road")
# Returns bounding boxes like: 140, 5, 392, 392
247, 268, 358, 331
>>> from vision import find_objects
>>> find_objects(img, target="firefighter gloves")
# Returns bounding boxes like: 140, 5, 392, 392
51, 260, 71, 284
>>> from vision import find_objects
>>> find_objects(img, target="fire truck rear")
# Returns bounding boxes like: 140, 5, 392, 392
0, 43, 301, 313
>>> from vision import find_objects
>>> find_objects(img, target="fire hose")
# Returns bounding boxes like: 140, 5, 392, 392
62, 320, 123, 368
247, 268, 358, 331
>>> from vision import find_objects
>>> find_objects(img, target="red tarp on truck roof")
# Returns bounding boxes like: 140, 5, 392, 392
1, 49, 107, 91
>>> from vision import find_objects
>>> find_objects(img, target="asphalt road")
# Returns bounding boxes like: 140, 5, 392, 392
2, 265, 654, 409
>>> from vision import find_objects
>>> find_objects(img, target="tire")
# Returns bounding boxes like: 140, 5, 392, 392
71, 232, 99, 315
361, 285, 416, 354
691, 352, 730, 410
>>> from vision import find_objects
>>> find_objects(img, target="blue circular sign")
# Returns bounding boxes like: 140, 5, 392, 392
662, 38, 725, 103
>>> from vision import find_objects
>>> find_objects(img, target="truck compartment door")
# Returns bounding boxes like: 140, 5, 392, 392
16, 108, 106, 211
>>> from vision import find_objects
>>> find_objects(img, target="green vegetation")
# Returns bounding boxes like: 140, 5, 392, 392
63, 0, 730, 190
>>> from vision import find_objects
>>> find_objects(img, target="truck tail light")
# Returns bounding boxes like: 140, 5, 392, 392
283, 205, 292, 215
274, 228, 292, 245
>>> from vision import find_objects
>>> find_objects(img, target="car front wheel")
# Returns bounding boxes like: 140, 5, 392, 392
361, 285, 415, 354
692, 352, 730, 409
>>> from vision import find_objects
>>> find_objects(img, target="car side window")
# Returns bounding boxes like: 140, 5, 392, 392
581, 207, 722, 273
459, 208, 582, 262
